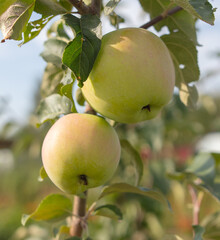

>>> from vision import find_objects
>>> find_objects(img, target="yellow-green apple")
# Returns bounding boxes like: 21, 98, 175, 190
41, 113, 121, 195
82, 28, 175, 123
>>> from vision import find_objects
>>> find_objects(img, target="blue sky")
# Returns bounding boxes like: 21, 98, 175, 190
0, 0, 220, 127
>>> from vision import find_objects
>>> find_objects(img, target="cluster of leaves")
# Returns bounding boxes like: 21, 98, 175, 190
35, 13, 102, 126
0, 0, 72, 43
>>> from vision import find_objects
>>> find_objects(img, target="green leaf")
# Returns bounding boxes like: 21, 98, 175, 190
0, 0, 17, 16
108, 12, 125, 28
169, 153, 220, 203
17, 0, 72, 44
41, 63, 64, 98
60, 68, 75, 85
202, 211, 220, 240
21, 194, 72, 225
104, 0, 121, 15
139, 0, 198, 44
48, 20, 70, 40
94, 204, 123, 220
193, 225, 205, 240
59, 0, 72, 12
186, 153, 215, 185
161, 32, 200, 109
0, 0, 35, 41
98, 183, 171, 210
75, 88, 85, 106
60, 83, 77, 113
35, 93, 73, 126
150, 161, 170, 195
34, 0, 71, 17
20, 15, 54, 45
55, 225, 70, 240
161, 31, 199, 84
179, 83, 199, 110
62, 14, 101, 87
41, 38, 68, 67
196, 182, 220, 203
171, 0, 215, 25
59, 69, 77, 113
212, 153, 220, 167
169, 153, 216, 185
120, 139, 143, 186
38, 166, 48, 182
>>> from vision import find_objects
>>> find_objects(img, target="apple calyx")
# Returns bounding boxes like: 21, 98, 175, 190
79, 174, 88, 186
142, 104, 151, 112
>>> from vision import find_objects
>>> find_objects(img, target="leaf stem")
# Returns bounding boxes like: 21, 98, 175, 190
140, 6, 182, 29
188, 184, 204, 237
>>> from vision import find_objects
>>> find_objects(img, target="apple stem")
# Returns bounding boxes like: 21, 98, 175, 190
142, 104, 151, 112
70, 191, 88, 237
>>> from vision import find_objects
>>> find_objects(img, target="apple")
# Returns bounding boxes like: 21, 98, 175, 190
82, 28, 175, 123
41, 113, 121, 195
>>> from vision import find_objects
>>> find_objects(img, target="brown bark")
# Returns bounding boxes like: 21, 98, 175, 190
140, 6, 182, 29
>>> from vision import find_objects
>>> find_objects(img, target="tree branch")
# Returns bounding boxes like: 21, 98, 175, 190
68, 0, 101, 15
0, 140, 13, 149
90, 0, 101, 17
70, 192, 88, 237
140, 6, 182, 29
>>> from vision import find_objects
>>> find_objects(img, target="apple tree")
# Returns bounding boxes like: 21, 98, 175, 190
0, 0, 219, 240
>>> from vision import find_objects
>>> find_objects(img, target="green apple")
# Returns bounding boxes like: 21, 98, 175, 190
41, 113, 121, 195
82, 28, 175, 123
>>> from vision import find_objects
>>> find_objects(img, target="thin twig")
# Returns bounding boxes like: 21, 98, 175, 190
140, 6, 182, 29
0, 140, 13, 149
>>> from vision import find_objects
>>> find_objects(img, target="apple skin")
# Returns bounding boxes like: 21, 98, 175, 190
41, 113, 121, 195
82, 28, 175, 123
